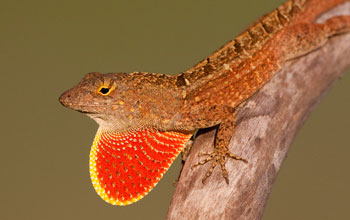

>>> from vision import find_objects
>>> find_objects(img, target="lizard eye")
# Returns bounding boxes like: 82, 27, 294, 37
97, 86, 112, 96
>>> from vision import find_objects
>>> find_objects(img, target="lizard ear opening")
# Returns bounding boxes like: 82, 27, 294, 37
97, 86, 112, 96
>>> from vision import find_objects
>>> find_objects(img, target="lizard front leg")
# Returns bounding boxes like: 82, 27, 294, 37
192, 109, 247, 184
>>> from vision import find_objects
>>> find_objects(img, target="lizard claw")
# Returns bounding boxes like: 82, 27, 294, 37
192, 149, 247, 184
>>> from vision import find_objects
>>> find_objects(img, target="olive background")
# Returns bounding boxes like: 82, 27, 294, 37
1, 0, 349, 219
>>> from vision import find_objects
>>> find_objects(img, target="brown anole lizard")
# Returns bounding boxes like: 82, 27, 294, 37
59, 0, 350, 206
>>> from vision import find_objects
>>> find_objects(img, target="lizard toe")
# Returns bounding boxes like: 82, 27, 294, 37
192, 149, 247, 184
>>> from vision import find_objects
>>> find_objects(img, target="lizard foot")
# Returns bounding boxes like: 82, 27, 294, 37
191, 150, 247, 184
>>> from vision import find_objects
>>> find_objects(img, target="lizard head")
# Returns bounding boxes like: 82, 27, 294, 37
59, 72, 116, 113
59, 72, 134, 130
59, 71, 183, 131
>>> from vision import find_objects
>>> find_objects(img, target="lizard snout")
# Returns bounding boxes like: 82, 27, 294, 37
59, 90, 73, 108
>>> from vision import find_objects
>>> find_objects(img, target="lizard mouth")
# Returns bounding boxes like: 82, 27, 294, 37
77, 109, 98, 114
59, 93, 102, 114
59, 100, 99, 114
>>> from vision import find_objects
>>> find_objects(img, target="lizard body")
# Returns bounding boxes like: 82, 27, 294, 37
59, 0, 350, 206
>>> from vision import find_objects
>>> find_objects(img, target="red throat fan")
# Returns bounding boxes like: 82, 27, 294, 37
89, 128, 192, 205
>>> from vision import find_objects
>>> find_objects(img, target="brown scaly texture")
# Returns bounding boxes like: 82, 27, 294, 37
167, 2, 350, 219
59, 0, 350, 196
176, 0, 350, 183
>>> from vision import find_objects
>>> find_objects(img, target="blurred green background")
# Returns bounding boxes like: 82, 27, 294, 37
1, 0, 349, 219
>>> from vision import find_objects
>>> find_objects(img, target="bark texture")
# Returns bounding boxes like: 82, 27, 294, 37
167, 3, 350, 220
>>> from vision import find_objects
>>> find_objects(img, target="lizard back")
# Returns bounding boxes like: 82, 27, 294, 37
176, 0, 346, 89
177, 0, 348, 114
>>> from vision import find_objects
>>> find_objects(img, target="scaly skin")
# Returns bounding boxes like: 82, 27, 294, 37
59, 0, 350, 206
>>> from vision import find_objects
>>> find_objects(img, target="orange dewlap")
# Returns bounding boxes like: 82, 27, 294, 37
89, 128, 192, 206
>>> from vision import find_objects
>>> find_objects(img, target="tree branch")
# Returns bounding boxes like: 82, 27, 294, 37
167, 3, 350, 220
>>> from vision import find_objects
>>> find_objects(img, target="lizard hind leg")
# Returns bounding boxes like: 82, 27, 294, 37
322, 15, 350, 36
281, 15, 350, 61
192, 112, 248, 184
